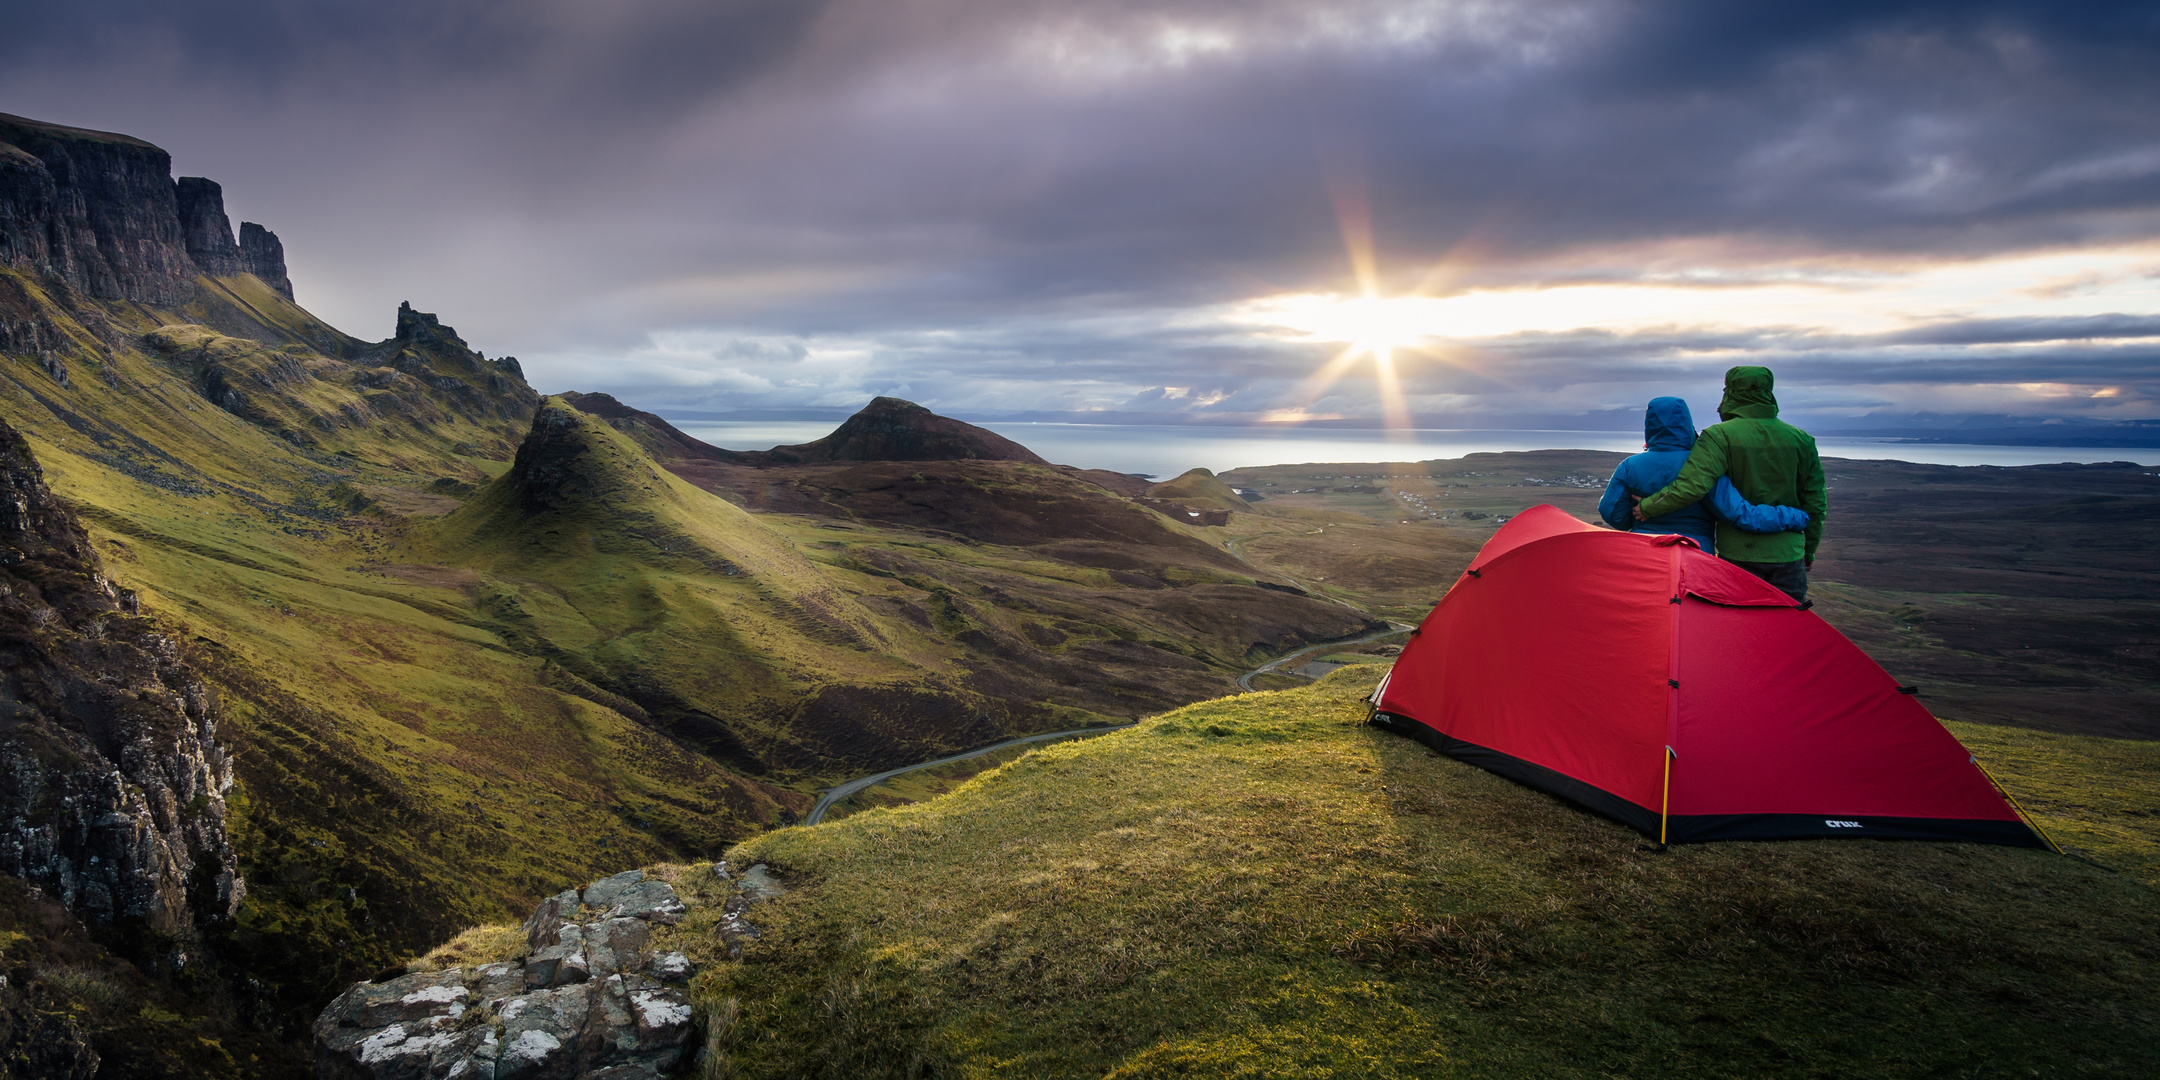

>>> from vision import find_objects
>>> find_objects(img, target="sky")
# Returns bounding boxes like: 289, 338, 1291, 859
5, 0, 2159, 430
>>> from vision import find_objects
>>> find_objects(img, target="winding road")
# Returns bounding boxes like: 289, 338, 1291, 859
1234, 623, 1416, 692
803, 722, 1138, 825
801, 626, 1413, 827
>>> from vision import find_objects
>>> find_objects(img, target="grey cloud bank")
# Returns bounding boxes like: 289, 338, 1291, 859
4, 0, 2157, 432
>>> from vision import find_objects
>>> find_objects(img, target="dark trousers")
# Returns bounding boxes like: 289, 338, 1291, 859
1731, 559, 1808, 604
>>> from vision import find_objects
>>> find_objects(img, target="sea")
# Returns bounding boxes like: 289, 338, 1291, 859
670, 421, 2160, 481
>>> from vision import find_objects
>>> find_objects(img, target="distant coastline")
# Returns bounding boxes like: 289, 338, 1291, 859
656, 409, 2160, 449
666, 419, 2160, 477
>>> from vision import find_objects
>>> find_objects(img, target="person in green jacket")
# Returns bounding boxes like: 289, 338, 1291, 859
1634, 366, 1825, 602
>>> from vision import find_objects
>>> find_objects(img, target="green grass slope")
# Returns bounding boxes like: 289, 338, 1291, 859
0, 278, 796, 1042
701, 669, 2160, 1078
424, 397, 998, 775
425, 398, 1391, 783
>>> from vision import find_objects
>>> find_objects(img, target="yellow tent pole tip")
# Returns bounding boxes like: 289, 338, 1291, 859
1971, 754, 2065, 856
1659, 745, 1676, 847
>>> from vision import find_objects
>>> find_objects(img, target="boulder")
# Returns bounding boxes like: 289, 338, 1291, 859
603, 881, 686, 924
521, 889, 579, 951
312, 969, 477, 1080
585, 918, 650, 978
315, 872, 699, 1080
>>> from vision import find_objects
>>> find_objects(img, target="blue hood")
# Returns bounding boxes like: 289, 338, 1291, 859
1644, 397, 1696, 452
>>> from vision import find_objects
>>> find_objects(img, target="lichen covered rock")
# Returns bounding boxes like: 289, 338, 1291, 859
315, 870, 704, 1080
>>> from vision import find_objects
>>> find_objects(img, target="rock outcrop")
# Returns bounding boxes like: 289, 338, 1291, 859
0, 112, 295, 304
239, 221, 292, 299
352, 302, 539, 427
0, 416, 242, 944
314, 867, 744, 1080
767, 396, 1046, 464
0, 113, 198, 305
504, 400, 609, 516
175, 176, 244, 277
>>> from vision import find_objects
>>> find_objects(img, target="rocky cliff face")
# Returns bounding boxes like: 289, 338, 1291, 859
0, 112, 293, 304
0, 415, 242, 947
238, 220, 292, 299
0, 113, 197, 304
504, 401, 606, 516
175, 176, 244, 277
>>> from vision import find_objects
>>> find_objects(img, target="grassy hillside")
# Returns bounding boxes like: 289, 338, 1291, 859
689, 669, 2159, 1078
424, 397, 1063, 776
0, 274, 788, 1040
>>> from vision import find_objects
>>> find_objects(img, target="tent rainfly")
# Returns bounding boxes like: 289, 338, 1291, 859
1370, 505, 2047, 847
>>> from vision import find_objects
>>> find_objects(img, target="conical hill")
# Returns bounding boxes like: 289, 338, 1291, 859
767, 396, 1044, 464
1147, 466, 1251, 512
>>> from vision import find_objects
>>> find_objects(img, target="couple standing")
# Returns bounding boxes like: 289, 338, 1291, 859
1596, 366, 1826, 603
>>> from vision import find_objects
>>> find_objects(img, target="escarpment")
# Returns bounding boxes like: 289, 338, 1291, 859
0, 416, 242, 944
0, 112, 294, 305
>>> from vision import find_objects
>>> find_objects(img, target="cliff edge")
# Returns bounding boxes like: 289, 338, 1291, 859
0, 415, 241, 946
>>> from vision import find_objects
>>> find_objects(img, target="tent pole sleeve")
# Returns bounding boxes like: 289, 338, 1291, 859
1661, 545, 1682, 847
1660, 746, 1675, 845
1972, 755, 2064, 855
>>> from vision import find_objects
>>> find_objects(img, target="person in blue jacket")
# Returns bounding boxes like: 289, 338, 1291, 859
1599, 397, 1718, 551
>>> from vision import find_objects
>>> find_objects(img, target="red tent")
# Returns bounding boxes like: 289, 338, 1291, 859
1371, 505, 2043, 847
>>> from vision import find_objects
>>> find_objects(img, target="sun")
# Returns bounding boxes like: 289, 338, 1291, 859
1236, 168, 1492, 437
1273, 294, 1441, 355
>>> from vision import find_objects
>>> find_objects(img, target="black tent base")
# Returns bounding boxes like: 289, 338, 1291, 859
1368, 712, 2047, 849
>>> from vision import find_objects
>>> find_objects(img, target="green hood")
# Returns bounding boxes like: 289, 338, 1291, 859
1717, 366, 1779, 420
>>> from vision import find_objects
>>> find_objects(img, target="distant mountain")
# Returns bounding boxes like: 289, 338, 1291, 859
766, 396, 1046, 464
561, 389, 756, 463
567, 391, 1050, 466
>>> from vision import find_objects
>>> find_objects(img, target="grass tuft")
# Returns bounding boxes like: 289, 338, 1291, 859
405, 924, 528, 973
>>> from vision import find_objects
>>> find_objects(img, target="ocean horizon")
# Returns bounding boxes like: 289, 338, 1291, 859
669, 420, 2160, 479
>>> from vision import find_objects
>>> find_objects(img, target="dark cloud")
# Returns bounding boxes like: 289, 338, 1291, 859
3, 0, 2156, 424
